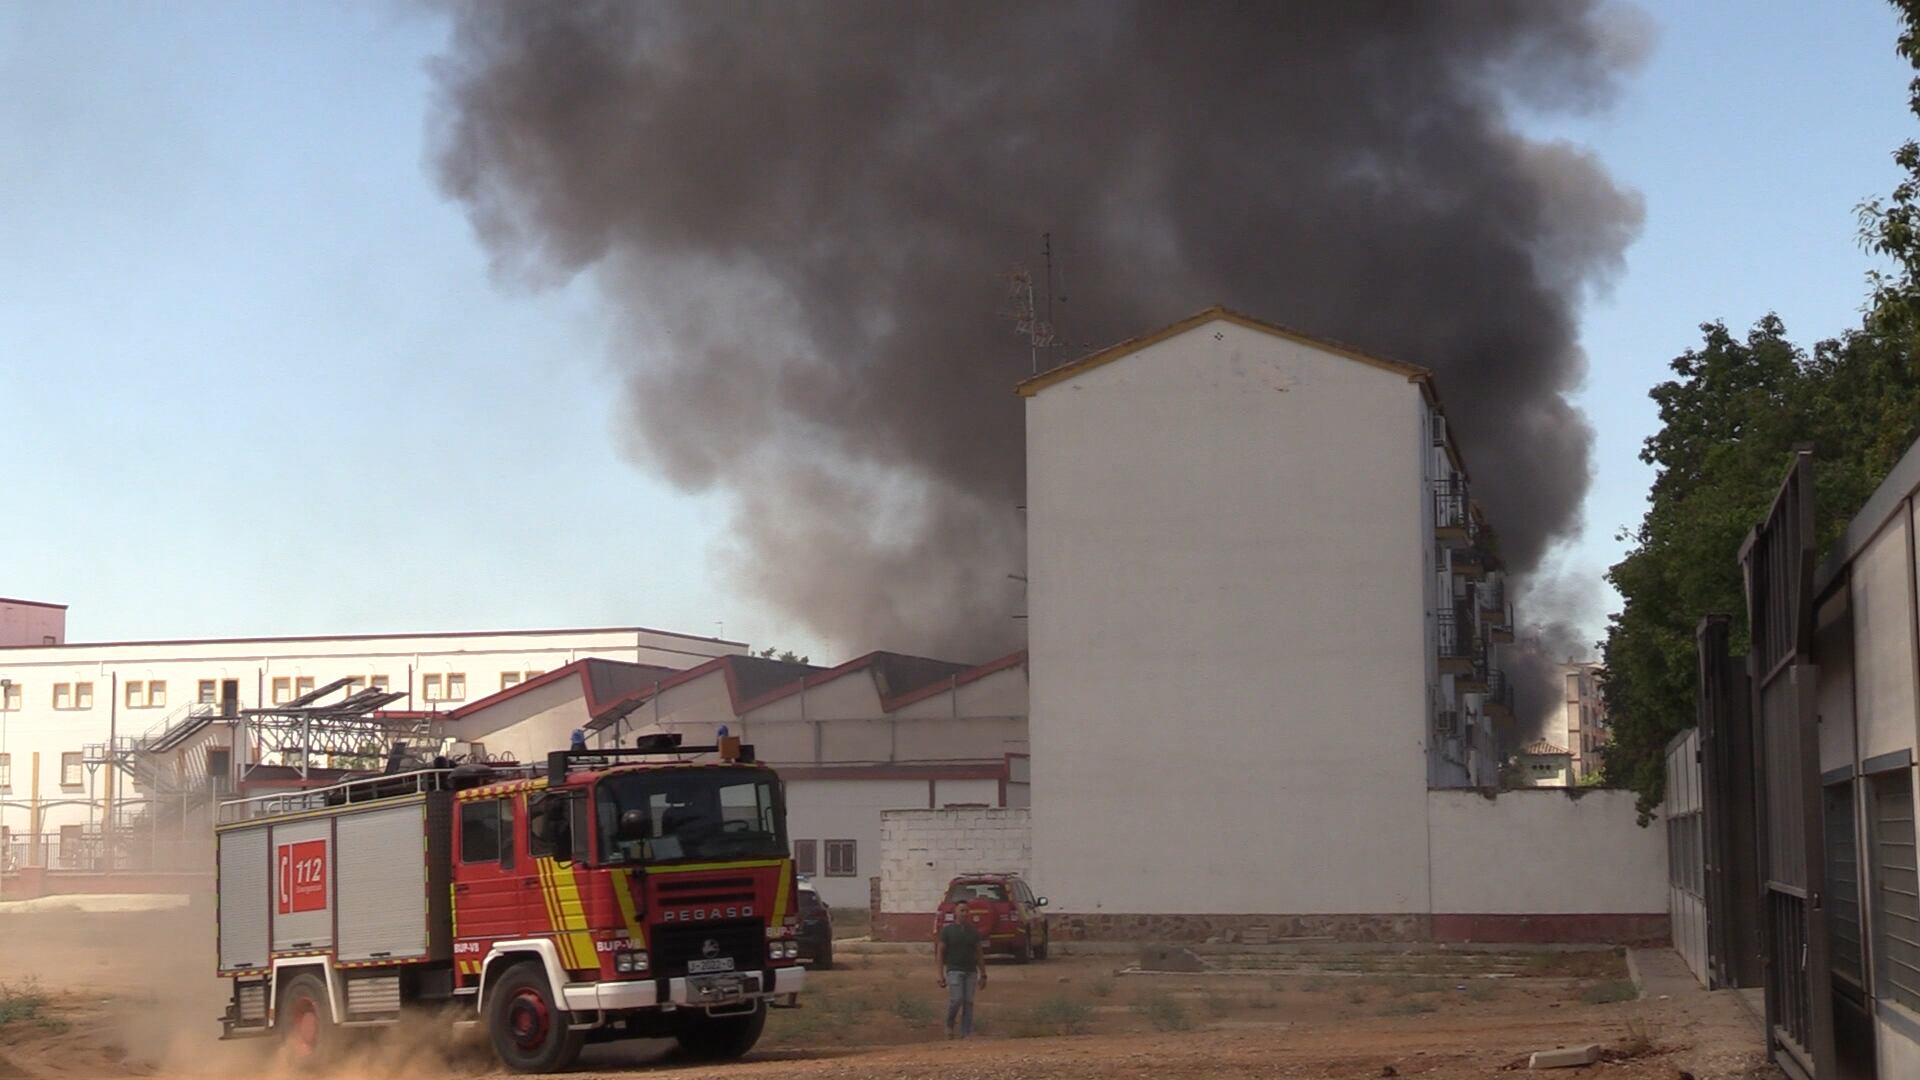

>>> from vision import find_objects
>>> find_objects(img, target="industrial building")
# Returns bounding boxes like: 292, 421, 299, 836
577, 649, 1030, 909
0, 614, 742, 870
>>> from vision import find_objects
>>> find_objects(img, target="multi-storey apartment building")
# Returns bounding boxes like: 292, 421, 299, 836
1560, 662, 1610, 781
1024, 307, 1523, 925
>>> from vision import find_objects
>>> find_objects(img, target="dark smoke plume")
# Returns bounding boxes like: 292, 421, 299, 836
430, 2, 1646, 658
1504, 569, 1605, 745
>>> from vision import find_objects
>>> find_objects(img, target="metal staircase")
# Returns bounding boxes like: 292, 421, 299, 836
83, 703, 227, 797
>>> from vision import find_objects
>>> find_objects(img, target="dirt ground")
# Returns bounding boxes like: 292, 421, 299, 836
0, 900, 1775, 1079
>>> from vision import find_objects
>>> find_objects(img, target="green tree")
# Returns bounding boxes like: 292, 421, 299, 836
1602, 0, 1920, 817
1601, 322, 1920, 818
756, 646, 811, 664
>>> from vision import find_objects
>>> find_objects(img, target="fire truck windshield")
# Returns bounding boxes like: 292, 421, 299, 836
595, 767, 785, 865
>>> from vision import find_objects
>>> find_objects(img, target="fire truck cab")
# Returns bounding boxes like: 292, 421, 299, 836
214, 734, 805, 1072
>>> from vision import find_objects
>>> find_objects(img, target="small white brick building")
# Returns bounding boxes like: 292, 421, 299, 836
879, 808, 1033, 933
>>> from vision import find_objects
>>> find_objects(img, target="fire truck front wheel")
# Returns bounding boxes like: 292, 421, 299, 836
275, 972, 336, 1070
486, 962, 585, 1073
674, 1002, 767, 1062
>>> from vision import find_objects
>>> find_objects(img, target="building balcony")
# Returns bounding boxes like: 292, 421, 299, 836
1483, 671, 1514, 721
1436, 611, 1476, 675
1476, 577, 1505, 617
1451, 545, 1491, 580
1457, 662, 1490, 695
1433, 479, 1474, 548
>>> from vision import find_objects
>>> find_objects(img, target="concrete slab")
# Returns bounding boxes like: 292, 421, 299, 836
1528, 1043, 1601, 1069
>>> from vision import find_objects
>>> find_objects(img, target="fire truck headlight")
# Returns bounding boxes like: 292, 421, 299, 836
615, 951, 650, 974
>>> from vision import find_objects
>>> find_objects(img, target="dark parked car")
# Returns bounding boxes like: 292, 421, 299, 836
936, 872, 1049, 962
796, 878, 834, 969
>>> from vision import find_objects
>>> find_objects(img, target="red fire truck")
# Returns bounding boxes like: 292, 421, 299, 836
213, 734, 805, 1071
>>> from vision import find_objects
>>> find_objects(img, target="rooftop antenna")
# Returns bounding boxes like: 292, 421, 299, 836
1006, 236, 1057, 375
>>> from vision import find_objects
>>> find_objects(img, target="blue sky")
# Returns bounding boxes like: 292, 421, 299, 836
1, 2, 1913, 658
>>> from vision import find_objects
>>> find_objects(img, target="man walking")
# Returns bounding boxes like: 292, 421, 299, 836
936, 899, 988, 1038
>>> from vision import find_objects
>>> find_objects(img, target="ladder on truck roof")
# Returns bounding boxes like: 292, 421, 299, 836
216, 762, 542, 825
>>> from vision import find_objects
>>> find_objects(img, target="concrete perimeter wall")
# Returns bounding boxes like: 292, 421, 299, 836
1427, 788, 1667, 943
875, 808, 1029, 940
872, 789, 1667, 945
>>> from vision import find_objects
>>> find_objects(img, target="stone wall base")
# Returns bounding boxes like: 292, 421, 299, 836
1430, 913, 1670, 947
869, 909, 1669, 946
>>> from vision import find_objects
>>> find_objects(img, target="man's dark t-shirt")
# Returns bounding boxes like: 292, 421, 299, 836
939, 921, 981, 974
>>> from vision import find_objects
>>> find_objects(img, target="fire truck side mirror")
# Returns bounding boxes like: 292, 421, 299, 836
618, 809, 651, 842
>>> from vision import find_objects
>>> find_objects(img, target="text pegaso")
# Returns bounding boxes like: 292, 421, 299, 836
661, 905, 754, 923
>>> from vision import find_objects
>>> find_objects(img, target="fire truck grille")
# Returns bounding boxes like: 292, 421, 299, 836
651, 918, 767, 978
653, 875, 757, 905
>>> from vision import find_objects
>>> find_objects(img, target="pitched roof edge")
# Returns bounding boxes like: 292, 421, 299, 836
1015, 305, 1430, 399
881, 649, 1029, 711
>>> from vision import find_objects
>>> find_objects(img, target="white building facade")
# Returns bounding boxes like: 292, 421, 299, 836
1020, 309, 1658, 941
0, 620, 742, 865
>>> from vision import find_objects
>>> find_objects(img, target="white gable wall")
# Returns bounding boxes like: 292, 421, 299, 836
1027, 319, 1431, 914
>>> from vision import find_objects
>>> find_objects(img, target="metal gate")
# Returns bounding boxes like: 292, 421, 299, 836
1738, 451, 1837, 1079
1695, 614, 1763, 990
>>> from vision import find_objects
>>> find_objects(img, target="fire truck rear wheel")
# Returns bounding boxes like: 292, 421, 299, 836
486, 962, 584, 1073
276, 972, 336, 1070
674, 1002, 767, 1061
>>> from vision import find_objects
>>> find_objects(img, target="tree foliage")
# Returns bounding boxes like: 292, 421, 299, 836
1602, 0, 1920, 816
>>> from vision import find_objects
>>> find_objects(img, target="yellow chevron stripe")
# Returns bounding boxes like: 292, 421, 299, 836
772, 858, 792, 922
550, 860, 595, 972
449, 882, 460, 939
535, 858, 574, 968
611, 868, 648, 948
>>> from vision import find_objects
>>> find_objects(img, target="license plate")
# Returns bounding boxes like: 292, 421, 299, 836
687, 958, 736, 974
688, 974, 745, 1004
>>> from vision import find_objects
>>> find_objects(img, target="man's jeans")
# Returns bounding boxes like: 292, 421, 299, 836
945, 970, 978, 1036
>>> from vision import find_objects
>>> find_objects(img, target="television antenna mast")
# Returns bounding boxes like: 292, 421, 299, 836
1006, 234, 1059, 375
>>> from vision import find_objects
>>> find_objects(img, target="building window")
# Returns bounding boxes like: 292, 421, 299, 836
75, 682, 92, 709
126, 681, 147, 708
61, 751, 84, 788
344, 677, 365, 694
370, 674, 390, 691
1826, 782, 1864, 989
295, 676, 314, 699
824, 839, 857, 877
148, 680, 166, 708
272, 677, 292, 704
0, 752, 9, 792
794, 839, 818, 876
423, 674, 442, 702
502, 672, 522, 690
1, 682, 19, 710
1870, 769, 1920, 1013
198, 680, 218, 705
445, 674, 466, 701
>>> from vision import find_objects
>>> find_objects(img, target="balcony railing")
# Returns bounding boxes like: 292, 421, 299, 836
1437, 610, 1476, 674
1433, 479, 1474, 547
1483, 671, 1515, 718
